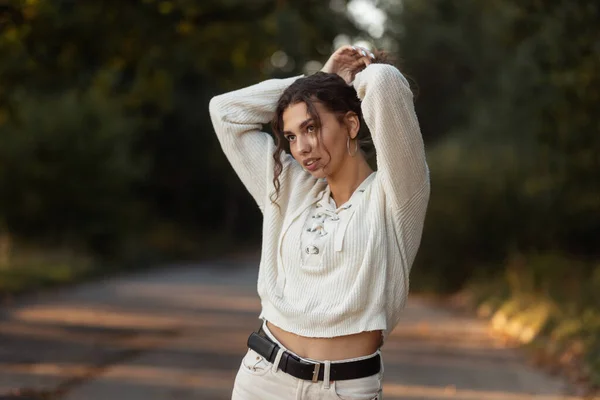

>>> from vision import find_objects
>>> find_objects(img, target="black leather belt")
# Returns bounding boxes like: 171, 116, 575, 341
246, 326, 381, 382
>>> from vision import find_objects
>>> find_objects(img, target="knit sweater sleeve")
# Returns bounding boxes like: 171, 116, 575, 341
353, 64, 430, 211
209, 75, 303, 209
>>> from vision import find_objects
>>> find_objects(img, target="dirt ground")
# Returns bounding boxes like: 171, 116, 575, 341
0, 259, 588, 400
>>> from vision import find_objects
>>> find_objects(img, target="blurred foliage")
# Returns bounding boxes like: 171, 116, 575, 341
0, 0, 598, 309
468, 254, 600, 387
0, 87, 142, 254
380, 0, 600, 291
0, 244, 95, 295
0, 0, 361, 260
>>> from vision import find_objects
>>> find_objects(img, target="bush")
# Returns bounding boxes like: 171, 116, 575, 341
0, 86, 144, 256
412, 133, 534, 292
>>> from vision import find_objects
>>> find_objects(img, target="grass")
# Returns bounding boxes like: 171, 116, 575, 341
0, 248, 99, 298
0, 263, 95, 296
463, 256, 600, 396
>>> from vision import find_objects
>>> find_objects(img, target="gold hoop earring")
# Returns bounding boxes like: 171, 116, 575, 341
347, 136, 359, 157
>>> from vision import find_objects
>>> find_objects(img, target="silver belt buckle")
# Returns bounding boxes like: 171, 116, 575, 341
311, 362, 321, 382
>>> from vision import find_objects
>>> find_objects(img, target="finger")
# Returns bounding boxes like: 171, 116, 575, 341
351, 57, 370, 70
357, 46, 375, 60
352, 53, 373, 68
343, 47, 365, 62
352, 46, 376, 60
335, 45, 365, 60
336, 45, 362, 58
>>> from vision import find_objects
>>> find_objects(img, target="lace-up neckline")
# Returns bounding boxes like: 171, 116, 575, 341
301, 172, 376, 265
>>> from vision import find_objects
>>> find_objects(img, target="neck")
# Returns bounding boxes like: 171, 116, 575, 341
327, 155, 373, 206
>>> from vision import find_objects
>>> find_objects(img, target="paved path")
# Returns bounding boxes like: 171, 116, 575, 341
0, 259, 585, 400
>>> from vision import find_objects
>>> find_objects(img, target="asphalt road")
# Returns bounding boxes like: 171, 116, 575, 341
0, 258, 585, 400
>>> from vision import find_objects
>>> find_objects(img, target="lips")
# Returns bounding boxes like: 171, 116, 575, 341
303, 158, 320, 172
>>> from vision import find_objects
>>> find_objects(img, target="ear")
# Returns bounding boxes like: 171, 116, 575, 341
344, 111, 360, 139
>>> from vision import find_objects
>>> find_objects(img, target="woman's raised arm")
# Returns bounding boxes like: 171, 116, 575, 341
209, 76, 302, 210
353, 63, 430, 211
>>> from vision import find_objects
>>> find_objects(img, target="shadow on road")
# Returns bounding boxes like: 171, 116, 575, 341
0, 262, 580, 400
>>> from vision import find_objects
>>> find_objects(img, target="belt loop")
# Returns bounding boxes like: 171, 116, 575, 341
271, 348, 285, 373
323, 360, 331, 389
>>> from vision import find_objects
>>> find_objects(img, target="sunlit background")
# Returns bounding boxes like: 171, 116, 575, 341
0, 0, 598, 398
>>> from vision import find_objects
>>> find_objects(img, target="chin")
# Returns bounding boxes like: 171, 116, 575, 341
308, 168, 328, 179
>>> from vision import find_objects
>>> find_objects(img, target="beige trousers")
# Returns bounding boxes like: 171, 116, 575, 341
231, 321, 384, 400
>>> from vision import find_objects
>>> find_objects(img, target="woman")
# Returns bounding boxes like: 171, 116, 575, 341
209, 45, 430, 400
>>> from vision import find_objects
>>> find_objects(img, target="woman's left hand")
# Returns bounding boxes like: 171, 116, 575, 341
320, 45, 375, 84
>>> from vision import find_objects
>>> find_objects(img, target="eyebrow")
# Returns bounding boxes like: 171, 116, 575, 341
282, 118, 314, 135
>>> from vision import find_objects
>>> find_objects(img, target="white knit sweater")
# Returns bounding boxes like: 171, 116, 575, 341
209, 64, 430, 341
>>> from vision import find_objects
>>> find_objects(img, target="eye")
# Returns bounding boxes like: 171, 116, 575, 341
307, 125, 315, 133
285, 134, 296, 142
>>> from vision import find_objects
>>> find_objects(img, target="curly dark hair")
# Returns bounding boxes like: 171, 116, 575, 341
269, 50, 397, 205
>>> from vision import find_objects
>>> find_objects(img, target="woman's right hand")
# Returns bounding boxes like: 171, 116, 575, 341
320, 45, 376, 84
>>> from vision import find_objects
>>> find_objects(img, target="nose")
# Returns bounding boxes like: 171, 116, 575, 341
295, 133, 313, 154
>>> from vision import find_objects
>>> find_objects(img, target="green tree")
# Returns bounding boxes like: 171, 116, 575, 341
382, 0, 600, 289
1, 0, 364, 258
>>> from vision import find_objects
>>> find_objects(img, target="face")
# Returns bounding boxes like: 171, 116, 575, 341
281, 101, 358, 179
